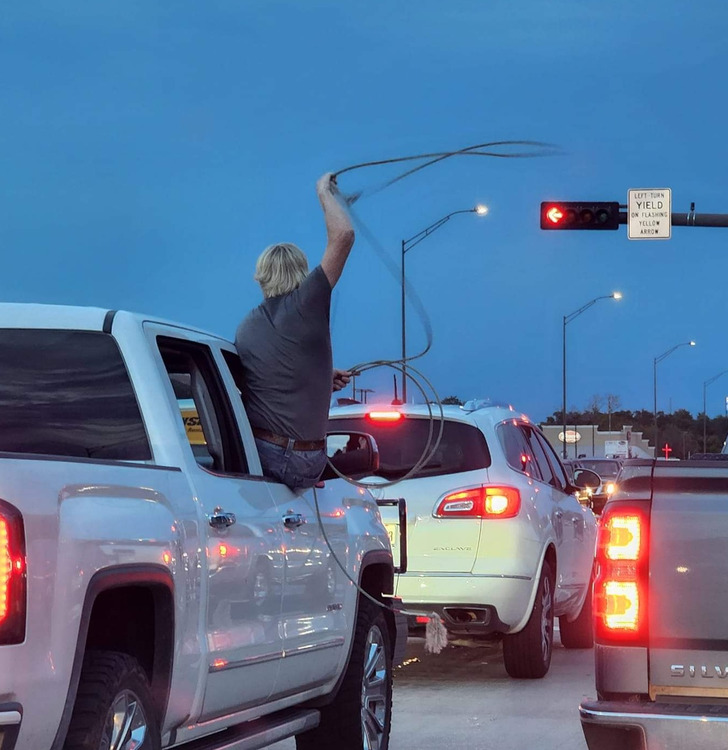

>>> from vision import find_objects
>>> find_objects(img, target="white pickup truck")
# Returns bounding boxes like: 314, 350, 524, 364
0, 303, 405, 750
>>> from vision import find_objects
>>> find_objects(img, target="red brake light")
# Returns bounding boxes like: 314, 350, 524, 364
434, 486, 520, 519
594, 504, 649, 644
0, 502, 26, 644
366, 411, 404, 424
0, 518, 11, 623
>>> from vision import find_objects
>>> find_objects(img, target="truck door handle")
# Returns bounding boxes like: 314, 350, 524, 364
282, 512, 305, 529
209, 508, 237, 529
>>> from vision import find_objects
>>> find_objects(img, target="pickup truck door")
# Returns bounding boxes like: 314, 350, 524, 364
150, 330, 286, 720
215, 350, 348, 697
264, 480, 349, 696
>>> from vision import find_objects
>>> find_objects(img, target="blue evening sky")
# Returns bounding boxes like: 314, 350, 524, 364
2, 1, 727, 422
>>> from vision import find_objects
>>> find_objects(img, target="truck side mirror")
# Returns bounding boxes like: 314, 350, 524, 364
320, 431, 380, 481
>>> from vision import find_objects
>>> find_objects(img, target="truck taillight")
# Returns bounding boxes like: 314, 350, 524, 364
0, 501, 27, 645
594, 504, 649, 645
434, 486, 520, 519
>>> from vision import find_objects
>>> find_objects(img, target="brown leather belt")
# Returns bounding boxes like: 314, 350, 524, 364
252, 427, 326, 452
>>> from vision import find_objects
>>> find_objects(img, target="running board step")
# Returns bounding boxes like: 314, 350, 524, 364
173, 708, 320, 750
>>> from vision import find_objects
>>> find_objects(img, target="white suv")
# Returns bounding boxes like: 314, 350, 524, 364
328, 401, 598, 678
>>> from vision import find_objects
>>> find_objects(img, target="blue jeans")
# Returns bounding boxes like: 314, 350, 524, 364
255, 438, 328, 491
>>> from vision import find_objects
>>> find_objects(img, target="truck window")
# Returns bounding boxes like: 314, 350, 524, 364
157, 338, 248, 475
0, 329, 151, 461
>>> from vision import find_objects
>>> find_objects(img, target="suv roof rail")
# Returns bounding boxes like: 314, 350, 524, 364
460, 398, 514, 413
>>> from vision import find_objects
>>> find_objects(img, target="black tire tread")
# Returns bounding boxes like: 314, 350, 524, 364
502, 560, 554, 679
63, 650, 160, 750
296, 596, 392, 750
559, 582, 594, 649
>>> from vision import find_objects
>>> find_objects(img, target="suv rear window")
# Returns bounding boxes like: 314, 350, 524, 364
576, 460, 620, 478
328, 416, 490, 480
0, 329, 151, 461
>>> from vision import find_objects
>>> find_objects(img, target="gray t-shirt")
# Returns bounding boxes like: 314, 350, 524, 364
235, 265, 333, 441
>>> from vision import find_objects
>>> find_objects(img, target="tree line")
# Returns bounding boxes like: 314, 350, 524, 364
543, 392, 728, 459
441, 394, 728, 459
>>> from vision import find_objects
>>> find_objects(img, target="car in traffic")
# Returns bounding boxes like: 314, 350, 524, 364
328, 400, 599, 679
564, 457, 622, 514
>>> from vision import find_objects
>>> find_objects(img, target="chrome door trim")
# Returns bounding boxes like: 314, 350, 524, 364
208, 637, 345, 673
282, 637, 346, 659
209, 650, 284, 673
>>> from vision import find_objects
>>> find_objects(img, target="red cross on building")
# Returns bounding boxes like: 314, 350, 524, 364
662, 443, 673, 459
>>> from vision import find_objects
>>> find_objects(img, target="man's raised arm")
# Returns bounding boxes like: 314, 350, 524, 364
318, 172, 355, 288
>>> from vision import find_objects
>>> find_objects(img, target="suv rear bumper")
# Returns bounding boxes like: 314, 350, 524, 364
404, 604, 509, 635
580, 700, 728, 750
397, 573, 533, 631
0, 706, 22, 750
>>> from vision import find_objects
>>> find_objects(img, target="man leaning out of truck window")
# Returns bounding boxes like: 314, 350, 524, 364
235, 172, 354, 491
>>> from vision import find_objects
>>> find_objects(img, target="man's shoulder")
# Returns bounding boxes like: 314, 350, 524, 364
295, 265, 332, 307
235, 305, 266, 344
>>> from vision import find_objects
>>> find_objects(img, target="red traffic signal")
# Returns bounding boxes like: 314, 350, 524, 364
540, 201, 620, 230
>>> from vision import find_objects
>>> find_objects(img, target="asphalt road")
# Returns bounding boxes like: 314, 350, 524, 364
270, 634, 596, 749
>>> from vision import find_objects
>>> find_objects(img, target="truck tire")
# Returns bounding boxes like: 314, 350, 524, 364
559, 581, 594, 649
296, 595, 393, 750
63, 651, 160, 750
502, 560, 554, 679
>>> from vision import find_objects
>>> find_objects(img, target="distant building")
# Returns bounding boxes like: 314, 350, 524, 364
540, 423, 654, 460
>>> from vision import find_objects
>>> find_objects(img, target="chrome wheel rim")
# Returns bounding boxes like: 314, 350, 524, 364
541, 575, 554, 661
361, 625, 388, 750
101, 689, 148, 750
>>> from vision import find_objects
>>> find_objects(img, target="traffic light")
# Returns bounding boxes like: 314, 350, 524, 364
540, 201, 621, 230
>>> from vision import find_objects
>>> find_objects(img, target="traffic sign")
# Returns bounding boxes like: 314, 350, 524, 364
628, 188, 671, 240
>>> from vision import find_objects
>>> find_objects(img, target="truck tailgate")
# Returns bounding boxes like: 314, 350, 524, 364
649, 464, 728, 699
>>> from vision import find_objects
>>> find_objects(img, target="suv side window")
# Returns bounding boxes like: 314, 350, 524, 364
157, 338, 248, 475
535, 430, 570, 491
497, 421, 541, 480
521, 425, 558, 488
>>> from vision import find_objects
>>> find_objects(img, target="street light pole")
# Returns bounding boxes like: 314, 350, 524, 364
401, 205, 487, 402
653, 340, 696, 454
562, 293, 622, 459
562, 314, 567, 459
702, 369, 728, 452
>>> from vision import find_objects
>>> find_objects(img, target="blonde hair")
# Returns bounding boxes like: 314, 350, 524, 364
254, 243, 309, 298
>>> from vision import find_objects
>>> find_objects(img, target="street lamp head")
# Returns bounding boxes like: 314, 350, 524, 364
474, 204, 489, 215
690, 340, 696, 346
612, 291, 623, 300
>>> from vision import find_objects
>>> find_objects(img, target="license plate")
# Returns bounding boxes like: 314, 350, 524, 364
384, 523, 399, 553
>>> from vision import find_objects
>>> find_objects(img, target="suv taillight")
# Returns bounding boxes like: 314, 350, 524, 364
434, 486, 520, 519
0, 500, 26, 645
594, 502, 650, 646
